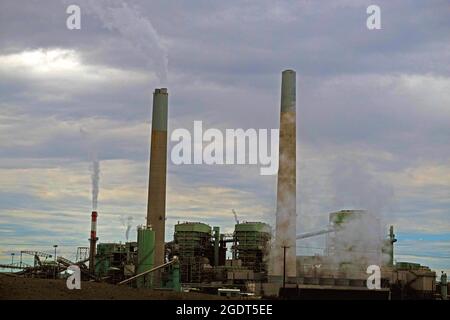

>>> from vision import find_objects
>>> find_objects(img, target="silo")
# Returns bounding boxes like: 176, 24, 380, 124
136, 226, 155, 288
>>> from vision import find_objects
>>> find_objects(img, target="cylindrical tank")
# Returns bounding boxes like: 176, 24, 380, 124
137, 226, 155, 288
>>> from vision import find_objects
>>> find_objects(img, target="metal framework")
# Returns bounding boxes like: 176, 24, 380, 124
234, 222, 271, 273
76, 247, 89, 262
173, 222, 213, 283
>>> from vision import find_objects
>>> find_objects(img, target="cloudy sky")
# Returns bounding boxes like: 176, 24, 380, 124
0, 0, 449, 273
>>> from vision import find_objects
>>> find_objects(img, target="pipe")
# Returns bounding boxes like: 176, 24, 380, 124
296, 227, 336, 240
89, 211, 98, 274
118, 258, 177, 285
389, 225, 397, 267
213, 226, 220, 267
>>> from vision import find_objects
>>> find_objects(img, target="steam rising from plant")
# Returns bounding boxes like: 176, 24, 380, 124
328, 157, 394, 268
331, 158, 393, 215
120, 215, 134, 241
80, 128, 100, 211
75, 0, 168, 83
91, 157, 100, 210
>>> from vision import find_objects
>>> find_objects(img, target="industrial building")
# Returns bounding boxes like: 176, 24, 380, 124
37, 208, 440, 299
1, 71, 448, 300
170, 222, 216, 284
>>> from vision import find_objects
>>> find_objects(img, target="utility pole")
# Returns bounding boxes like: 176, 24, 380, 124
10, 253, 15, 272
53, 245, 58, 279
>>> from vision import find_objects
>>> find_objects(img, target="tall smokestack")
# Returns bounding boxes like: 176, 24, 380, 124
147, 88, 168, 267
272, 70, 297, 281
89, 210, 98, 274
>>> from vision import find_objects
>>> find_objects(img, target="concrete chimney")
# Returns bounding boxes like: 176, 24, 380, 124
272, 70, 297, 280
147, 88, 168, 267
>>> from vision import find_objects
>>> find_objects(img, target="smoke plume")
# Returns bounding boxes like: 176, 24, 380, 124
328, 156, 394, 267
271, 110, 297, 277
120, 215, 134, 241
91, 157, 100, 210
80, 128, 101, 210
331, 157, 393, 215
74, 0, 168, 83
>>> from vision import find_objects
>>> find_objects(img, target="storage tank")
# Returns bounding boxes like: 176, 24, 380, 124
137, 226, 155, 288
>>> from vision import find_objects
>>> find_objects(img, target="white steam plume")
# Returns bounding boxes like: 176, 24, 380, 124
80, 128, 101, 211
328, 157, 394, 268
331, 158, 394, 215
91, 157, 100, 210
74, 0, 168, 83
119, 215, 134, 241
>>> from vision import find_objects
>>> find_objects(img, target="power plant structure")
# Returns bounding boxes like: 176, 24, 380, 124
165, 221, 271, 287
169, 222, 215, 284
89, 211, 98, 274
147, 88, 169, 268
1, 70, 448, 300
271, 69, 297, 282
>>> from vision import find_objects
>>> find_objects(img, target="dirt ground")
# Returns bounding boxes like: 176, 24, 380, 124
0, 274, 225, 300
